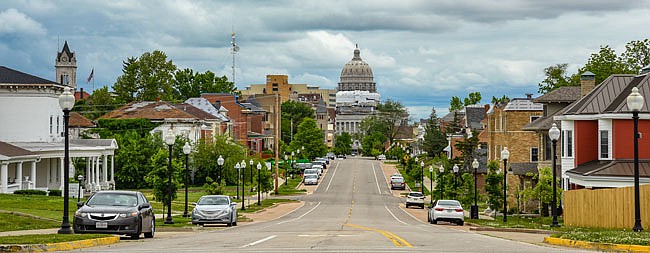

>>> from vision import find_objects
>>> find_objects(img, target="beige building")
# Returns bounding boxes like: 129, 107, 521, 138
239, 75, 336, 108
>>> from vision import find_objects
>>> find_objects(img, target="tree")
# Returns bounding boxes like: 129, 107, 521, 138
578, 45, 631, 84
484, 160, 503, 215
113, 50, 177, 103
290, 118, 326, 160
376, 99, 409, 143
491, 95, 510, 104
361, 131, 387, 157
621, 39, 650, 72
464, 92, 482, 106
422, 107, 447, 157
144, 149, 182, 209
192, 135, 247, 186
449, 96, 463, 111
334, 132, 352, 155
173, 69, 236, 101
450, 92, 482, 111
281, 101, 315, 144
520, 167, 561, 217
537, 63, 574, 94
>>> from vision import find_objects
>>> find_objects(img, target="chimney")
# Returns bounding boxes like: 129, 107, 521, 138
80, 88, 84, 99
580, 71, 596, 97
641, 65, 650, 75
525, 93, 533, 99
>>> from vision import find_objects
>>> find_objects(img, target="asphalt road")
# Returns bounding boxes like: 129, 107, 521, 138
80, 158, 589, 252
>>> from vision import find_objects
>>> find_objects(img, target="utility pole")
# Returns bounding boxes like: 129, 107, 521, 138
274, 92, 280, 194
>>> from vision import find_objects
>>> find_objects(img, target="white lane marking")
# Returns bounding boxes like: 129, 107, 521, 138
372, 163, 381, 195
240, 235, 276, 248
276, 202, 321, 225
385, 205, 408, 225
325, 162, 340, 192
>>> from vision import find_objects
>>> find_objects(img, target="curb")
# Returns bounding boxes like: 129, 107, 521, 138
544, 236, 650, 252
0, 236, 120, 252
468, 225, 553, 234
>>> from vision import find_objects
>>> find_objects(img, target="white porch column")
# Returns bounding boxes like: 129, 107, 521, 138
86, 157, 90, 188
89, 157, 95, 187
110, 155, 115, 183
16, 162, 22, 190
30, 161, 36, 189
1, 163, 7, 193
102, 154, 108, 183
95, 156, 100, 189
60, 157, 64, 190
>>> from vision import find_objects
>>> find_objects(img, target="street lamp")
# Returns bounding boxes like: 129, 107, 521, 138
77, 175, 84, 202
284, 154, 289, 184
182, 142, 191, 218
420, 161, 425, 193
163, 129, 176, 224
240, 161, 246, 210
217, 155, 224, 185
235, 162, 241, 199
452, 164, 459, 198
627, 87, 645, 232
438, 165, 444, 200
257, 162, 262, 206
428, 166, 433, 205
548, 123, 561, 227
501, 147, 510, 223
249, 159, 254, 184
57, 87, 75, 234
471, 158, 479, 219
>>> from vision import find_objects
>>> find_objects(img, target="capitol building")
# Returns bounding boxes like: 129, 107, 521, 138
335, 46, 380, 138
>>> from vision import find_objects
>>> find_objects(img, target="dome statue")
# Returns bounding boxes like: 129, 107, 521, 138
338, 45, 376, 93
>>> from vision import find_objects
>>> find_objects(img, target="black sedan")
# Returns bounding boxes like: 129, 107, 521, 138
74, 190, 155, 239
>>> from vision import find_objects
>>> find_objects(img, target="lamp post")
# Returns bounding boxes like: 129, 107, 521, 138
428, 166, 433, 205
470, 158, 479, 219
548, 123, 561, 227
249, 159, 254, 184
257, 162, 262, 206
57, 87, 74, 234
77, 175, 84, 202
240, 161, 246, 210
284, 154, 289, 185
182, 142, 191, 218
217, 155, 224, 185
235, 163, 241, 199
627, 87, 645, 232
164, 129, 176, 224
420, 161, 425, 193
438, 165, 444, 200
414, 157, 419, 190
501, 147, 510, 223
452, 164, 459, 198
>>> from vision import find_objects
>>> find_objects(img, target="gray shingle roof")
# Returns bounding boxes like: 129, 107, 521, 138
465, 106, 485, 130
0, 66, 59, 85
533, 86, 581, 103
510, 162, 539, 176
566, 160, 650, 178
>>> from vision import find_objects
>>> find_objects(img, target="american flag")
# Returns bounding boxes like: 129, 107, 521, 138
86, 68, 94, 83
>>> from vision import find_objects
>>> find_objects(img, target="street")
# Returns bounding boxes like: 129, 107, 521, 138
79, 158, 589, 252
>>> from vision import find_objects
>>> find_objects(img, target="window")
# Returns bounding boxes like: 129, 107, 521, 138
563, 130, 573, 157
56, 116, 60, 134
50, 116, 53, 134
600, 130, 609, 159
530, 116, 541, 123
531, 147, 539, 162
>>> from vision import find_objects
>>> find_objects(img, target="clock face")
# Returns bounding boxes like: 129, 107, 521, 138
61, 56, 67, 62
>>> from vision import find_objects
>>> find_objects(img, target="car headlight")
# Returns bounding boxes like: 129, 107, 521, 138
75, 210, 87, 218
119, 212, 139, 218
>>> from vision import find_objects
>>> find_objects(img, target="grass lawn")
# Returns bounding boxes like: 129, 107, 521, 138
0, 234, 113, 244
552, 228, 650, 246
469, 215, 564, 230
0, 213, 59, 232
0, 194, 77, 221
275, 177, 306, 195
239, 198, 297, 213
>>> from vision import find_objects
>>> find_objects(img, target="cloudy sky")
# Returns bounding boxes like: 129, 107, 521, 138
2, 0, 650, 120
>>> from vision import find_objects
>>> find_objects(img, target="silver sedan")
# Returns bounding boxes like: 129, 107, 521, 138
192, 195, 238, 226
428, 199, 464, 226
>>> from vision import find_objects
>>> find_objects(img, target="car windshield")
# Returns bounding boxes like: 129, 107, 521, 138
305, 174, 318, 179
87, 193, 138, 207
392, 177, 404, 182
438, 200, 461, 206
409, 192, 424, 198
305, 169, 317, 174
198, 196, 229, 205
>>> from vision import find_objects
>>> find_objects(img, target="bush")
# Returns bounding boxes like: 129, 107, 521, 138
48, 189, 62, 197
13, 189, 47, 195
202, 177, 224, 195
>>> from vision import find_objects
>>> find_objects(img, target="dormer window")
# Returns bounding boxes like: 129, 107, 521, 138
600, 130, 610, 159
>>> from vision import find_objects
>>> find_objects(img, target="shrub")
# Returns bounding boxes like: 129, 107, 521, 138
48, 189, 62, 197
13, 189, 47, 195
202, 177, 224, 195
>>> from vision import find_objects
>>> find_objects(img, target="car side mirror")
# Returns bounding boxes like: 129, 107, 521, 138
139, 202, 151, 210
191, 202, 197, 206
230, 203, 237, 207
77, 201, 84, 208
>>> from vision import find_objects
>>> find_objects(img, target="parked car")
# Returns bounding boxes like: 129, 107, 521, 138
74, 190, 155, 239
304, 174, 319, 185
303, 168, 319, 178
405, 192, 425, 209
427, 200, 464, 226
390, 176, 405, 190
377, 154, 386, 160
311, 164, 323, 175
191, 195, 238, 226
337, 154, 346, 159
312, 160, 327, 170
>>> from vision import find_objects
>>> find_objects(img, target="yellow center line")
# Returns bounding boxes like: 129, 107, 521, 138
344, 223, 413, 248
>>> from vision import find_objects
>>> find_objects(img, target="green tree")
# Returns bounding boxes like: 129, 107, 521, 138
376, 99, 409, 143
281, 101, 315, 144
537, 63, 574, 94
520, 167, 562, 217
491, 95, 510, 104
361, 131, 387, 157
621, 39, 650, 72
113, 50, 177, 103
290, 118, 326, 160
334, 132, 352, 155
422, 107, 447, 157
464, 92, 482, 106
484, 160, 503, 215
192, 135, 247, 186
144, 149, 182, 210
173, 69, 236, 101
449, 96, 463, 111
577, 45, 632, 84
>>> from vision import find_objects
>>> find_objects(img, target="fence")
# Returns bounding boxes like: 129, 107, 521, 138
563, 184, 650, 229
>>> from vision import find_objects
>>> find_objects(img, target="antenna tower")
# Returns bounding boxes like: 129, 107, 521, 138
231, 31, 239, 87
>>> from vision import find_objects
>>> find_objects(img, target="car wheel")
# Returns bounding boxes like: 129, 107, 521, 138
432, 219, 437, 224
144, 219, 155, 238
457, 220, 464, 226
420, 205, 425, 209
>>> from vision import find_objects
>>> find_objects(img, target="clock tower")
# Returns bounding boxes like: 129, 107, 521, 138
55, 40, 77, 89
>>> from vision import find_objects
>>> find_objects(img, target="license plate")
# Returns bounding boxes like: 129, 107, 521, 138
446, 210, 453, 213
96, 222, 108, 228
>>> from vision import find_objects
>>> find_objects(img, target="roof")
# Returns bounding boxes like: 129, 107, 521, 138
465, 106, 485, 130
563, 75, 636, 115
74, 90, 92, 100
0, 141, 37, 159
566, 160, 650, 178
175, 103, 218, 120
441, 110, 463, 123
0, 66, 59, 85
100, 101, 197, 121
184, 97, 230, 122
504, 98, 543, 111
239, 102, 266, 113
533, 86, 581, 103
509, 162, 539, 176
394, 125, 414, 140
522, 104, 572, 131
69, 112, 95, 128
316, 99, 327, 113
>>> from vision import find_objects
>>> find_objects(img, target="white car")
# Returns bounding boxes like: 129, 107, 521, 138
303, 169, 319, 178
405, 192, 425, 209
378, 154, 386, 160
304, 174, 318, 185
311, 164, 323, 175
428, 200, 464, 226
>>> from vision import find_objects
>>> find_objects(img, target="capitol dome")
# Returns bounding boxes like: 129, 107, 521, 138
338, 46, 376, 93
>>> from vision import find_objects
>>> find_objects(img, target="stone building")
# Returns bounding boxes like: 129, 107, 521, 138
55, 41, 77, 89
239, 75, 336, 108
